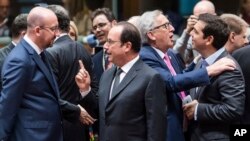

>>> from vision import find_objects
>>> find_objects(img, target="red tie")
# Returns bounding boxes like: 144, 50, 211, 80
164, 54, 186, 99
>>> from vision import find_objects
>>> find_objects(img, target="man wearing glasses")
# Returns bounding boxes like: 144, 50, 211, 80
138, 10, 236, 141
91, 8, 117, 83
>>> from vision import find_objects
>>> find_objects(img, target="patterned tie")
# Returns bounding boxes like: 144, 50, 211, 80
110, 68, 123, 99
163, 54, 186, 99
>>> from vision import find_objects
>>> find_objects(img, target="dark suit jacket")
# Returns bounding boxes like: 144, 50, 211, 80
189, 51, 245, 141
98, 59, 167, 141
92, 49, 104, 83
233, 46, 250, 124
46, 35, 99, 141
0, 38, 80, 141
139, 45, 210, 141
0, 42, 15, 90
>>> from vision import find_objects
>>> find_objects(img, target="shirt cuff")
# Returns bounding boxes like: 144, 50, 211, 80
80, 87, 91, 98
194, 103, 198, 120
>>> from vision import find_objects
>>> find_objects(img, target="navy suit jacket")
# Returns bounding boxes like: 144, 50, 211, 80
0, 39, 79, 141
98, 59, 167, 141
140, 45, 210, 141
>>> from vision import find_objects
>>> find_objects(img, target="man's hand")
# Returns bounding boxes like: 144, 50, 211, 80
206, 57, 236, 77
183, 100, 198, 120
186, 15, 198, 34
75, 60, 91, 92
78, 105, 96, 125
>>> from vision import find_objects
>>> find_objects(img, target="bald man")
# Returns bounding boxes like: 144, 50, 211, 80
0, 7, 89, 141
174, 0, 216, 65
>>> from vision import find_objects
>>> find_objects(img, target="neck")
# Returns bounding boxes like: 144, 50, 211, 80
200, 46, 217, 58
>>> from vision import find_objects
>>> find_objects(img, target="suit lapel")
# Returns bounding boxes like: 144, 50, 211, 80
107, 59, 142, 106
22, 39, 59, 99
104, 67, 117, 108
195, 50, 229, 100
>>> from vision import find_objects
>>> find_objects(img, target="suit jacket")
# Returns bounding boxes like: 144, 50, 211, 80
0, 38, 80, 141
46, 35, 99, 141
139, 45, 210, 141
92, 49, 104, 83
233, 46, 250, 124
189, 51, 245, 141
98, 59, 167, 141
0, 42, 15, 90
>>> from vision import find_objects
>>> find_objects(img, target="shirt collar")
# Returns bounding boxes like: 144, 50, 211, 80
152, 46, 166, 59
205, 47, 225, 65
120, 55, 139, 74
24, 35, 43, 55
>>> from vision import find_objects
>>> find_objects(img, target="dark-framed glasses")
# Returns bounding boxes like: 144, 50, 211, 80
40, 25, 59, 32
150, 22, 172, 31
105, 39, 121, 46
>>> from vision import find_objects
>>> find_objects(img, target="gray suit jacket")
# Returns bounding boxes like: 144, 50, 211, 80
98, 59, 167, 141
189, 51, 245, 141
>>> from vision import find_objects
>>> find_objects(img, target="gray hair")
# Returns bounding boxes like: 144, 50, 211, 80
138, 10, 163, 44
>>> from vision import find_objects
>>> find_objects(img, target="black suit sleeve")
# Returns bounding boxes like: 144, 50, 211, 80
59, 99, 80, 122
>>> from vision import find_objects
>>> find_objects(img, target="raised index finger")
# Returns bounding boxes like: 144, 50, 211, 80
78, 60, 85, 70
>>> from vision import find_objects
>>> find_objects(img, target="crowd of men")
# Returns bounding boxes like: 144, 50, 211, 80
0, 0, 250, 141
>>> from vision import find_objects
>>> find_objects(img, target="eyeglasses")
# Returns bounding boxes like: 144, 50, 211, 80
105, 39, 121, 46
40, 25, 59, 32
92, 22, 108, 31
150, 22, 172, 31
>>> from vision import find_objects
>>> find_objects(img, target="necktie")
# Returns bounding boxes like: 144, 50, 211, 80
164, 54, 186, 99
40, 51, 50, 70
110, 68, 123, 99
200, 59, 208, 68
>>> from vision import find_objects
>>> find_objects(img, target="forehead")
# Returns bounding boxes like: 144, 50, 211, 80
108, 26, 123, 39
194, 20, 206, 31
93, 14, 109, 25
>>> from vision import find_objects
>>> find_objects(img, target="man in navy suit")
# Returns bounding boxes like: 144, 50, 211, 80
138, 10, 236, 141
77, 21, 167, 141
0, 7, 92, 141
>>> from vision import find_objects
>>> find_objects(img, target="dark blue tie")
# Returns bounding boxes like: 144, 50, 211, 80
200, 59, 208, 68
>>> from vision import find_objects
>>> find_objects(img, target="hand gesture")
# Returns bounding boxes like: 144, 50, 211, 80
206, 57, 236, 77
75, 60, 91, 92
186, 15, 198, 34
78, 105, 96, 125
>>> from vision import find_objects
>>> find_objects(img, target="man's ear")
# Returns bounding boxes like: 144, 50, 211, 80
229, 32, 235, 43
205, 35, 214, 46
111, 20, 117, 26
124, 41, 132, 53
146, 31, 156, 41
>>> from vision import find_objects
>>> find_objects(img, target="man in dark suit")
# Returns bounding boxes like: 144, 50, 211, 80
91, 8, 117, 82
233, 46, 250, 124
0, 13, 27, 90
183, 13, 245, 141
46, 5, 98, 141
0, 7, 90, 141
76, 21, 167, 141
138, 10, 237, 141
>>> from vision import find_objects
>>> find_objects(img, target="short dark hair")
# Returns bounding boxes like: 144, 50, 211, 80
11, 13, 28, 38
47, 5, 70, 33
91, 8, 116, 22
199, 13, 230, 50
116, 21, 141, 53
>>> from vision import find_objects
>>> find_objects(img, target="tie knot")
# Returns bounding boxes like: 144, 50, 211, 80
40, 51, 46, 61
201, 59, 208, 68
115, 68, 123, 76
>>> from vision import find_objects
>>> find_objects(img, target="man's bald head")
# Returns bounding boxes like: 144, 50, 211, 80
193, 0, 216, 16
27, 7, 57, 28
